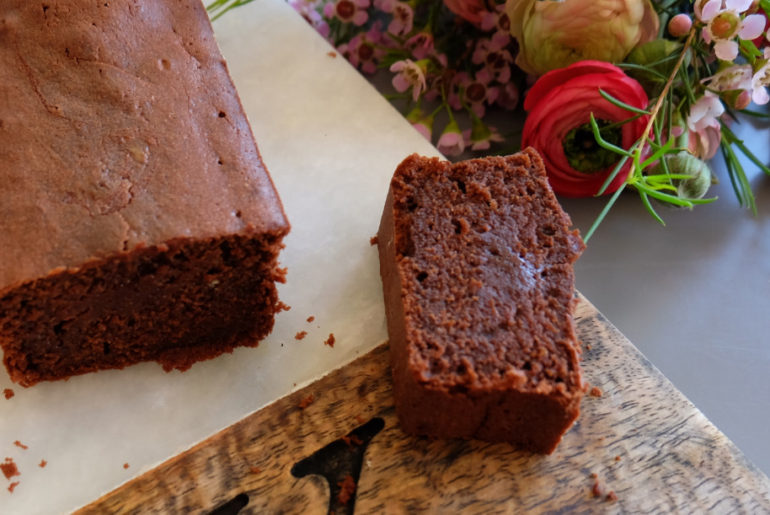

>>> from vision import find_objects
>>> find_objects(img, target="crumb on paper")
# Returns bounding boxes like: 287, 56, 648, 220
342, 435, 363, 448
590, 472, 598, 479
585, 343, 592, 350
591, 480, 603, 498
1, 458, 20, 480
327, 51, 337, 58
123, 463, 130, 470
298, 394, 315, 409
13, 441, 27, 450
324, 333, 335, 348
590, 386, 602, 398
615, 455, 621, 462
606, 491, 618, 502
39, 460, 47, 468
370, 235, 378, 246
276, 301, 291, 312
306, 315, 315, 323
337, 475, 356, 505
3, 389, 13, 400
8, 481, 19, 493
249, 466, 261, 475
295, 331, 308, 341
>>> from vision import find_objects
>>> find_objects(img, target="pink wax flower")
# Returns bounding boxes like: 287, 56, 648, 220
339, 24, 385, 74
699, 0, 765, 61
323, 0, 370, 26
387, 1, 414, 35
437, 118, 465, 156
390, 59, 427, 101
472, 31, 513, 83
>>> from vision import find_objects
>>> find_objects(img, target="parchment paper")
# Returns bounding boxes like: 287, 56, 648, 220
0, 1, 437, 512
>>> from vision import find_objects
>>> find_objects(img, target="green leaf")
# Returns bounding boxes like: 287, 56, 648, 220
589, 114, 633, 156
584, 184, 627, 242
599, 89, 652, 115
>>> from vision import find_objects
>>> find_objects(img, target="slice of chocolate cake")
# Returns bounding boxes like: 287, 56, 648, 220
0, 0, 289, 386
377, 149, 584, 453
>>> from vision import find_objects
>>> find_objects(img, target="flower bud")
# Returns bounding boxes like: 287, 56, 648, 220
654, 151, 713, 200
668, 13, 692, 37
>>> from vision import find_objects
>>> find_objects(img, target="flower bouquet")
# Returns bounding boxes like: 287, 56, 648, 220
208, 0, 770, 239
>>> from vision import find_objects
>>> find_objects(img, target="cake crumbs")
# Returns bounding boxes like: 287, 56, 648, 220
298, 394, 315, 409
8, 481, 19, 493
1, 458, 19, 479
589, 386, 603, 398
585, 343, 592, 350
327, 51, 337, 58
324, 333, 336, 348
591, 480, 603, 498
606, 491, 618, 502
295, 331, 308, 341
249, 466, 261, 475
3, 388, 13, 400
306, 316, 315, 323
341, 435, 363, 448
276, 301, 291, 312
13, 441, 27, 450
39, 460, 47, 468
369, 235, 378, 246
337, 474, 356, 505
123, 463, 130, 470
615, 455, 621, 462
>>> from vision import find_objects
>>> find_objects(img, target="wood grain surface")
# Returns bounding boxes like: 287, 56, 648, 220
78, 295, 770, 514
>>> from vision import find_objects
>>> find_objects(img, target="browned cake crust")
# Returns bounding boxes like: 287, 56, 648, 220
377, 149, 584, 453
0, 0, 289, 386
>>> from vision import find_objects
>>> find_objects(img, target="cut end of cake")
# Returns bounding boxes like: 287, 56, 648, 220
377, 148, 585, 453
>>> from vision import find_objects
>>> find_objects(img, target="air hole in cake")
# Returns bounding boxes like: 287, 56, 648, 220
454, 178, 466, 194
42, 4, 50, 13
207, 267, 222, 276
217, 158, 224, 166
103, 342, 111, 355
137, 262, 157, 277
53, 321, 65, 336
416, 271, 428, 283
218, 111, 226, 118
173, 251, 189, 262
452, 220, 462, 234
489, 247, 500, 257
127, 317, 136, 327
405, 197, 417, 212
522, 361, 532, 371
541, 225, 556, 236
219, 240, 234, 266
235, 210, 242, 219
526, 186, 535, 196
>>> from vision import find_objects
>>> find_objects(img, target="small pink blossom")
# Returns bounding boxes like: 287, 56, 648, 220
405, 32, 435, 60
338, 24, 385, 74
388, 1, 414, 36
450, 68, 498, 118
390, 59, 427, 101
479, 4, 510, 34
437, 119, 465, 156
471, 31, 513, 83
751, 47, 770, 105
689, 124, 722, 160
406, 106, 434, 141
323, 0, 370, 26
290, 0, 330, 38
463, 120, 503, 151
699, 0, 765, 61
688, 92, 724, 134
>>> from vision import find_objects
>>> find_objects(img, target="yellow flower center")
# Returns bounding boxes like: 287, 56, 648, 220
710, 12, 739, 40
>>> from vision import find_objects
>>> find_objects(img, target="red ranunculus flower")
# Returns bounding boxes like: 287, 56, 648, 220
522, 60, 649, 197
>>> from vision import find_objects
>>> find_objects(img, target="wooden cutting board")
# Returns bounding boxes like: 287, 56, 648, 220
78, 294, 770, 513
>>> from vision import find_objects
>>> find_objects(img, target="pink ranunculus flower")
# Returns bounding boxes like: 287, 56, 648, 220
522, 60, 650, 197
505, 0, 659, 76
443, 0, 487, 25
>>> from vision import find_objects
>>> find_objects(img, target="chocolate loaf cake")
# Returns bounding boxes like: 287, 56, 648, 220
0, 0, 289, 386
377, 149, 584, 453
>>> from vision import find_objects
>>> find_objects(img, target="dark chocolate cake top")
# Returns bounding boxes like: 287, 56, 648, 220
0, 0, 288, 289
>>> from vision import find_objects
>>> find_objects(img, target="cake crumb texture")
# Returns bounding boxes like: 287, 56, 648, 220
377, 149, 584, 453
